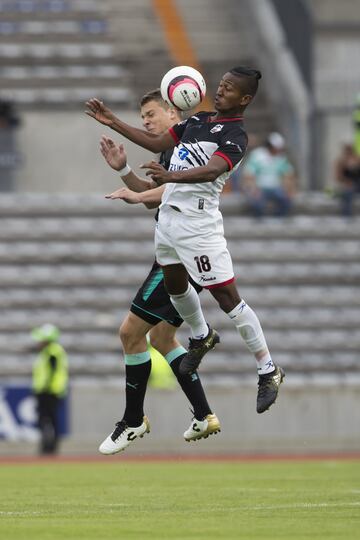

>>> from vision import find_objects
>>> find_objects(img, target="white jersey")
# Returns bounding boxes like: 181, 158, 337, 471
159, 111, 248, 218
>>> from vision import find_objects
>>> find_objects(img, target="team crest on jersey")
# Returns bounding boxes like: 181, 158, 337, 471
210, 124, 224, 133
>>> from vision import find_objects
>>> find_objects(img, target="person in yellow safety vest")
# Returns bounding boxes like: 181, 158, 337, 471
31, 324, 68, 455
148, 342, 177, 390
354, 93, 360, 157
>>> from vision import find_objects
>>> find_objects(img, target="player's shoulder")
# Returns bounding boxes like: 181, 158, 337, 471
185, 110, 214, 123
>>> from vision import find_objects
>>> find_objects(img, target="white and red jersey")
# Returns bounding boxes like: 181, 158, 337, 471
160, 111, 248, 218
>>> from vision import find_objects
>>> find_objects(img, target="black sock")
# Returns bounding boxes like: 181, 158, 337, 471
123, 360, 151, 426
170, 355, 212, 419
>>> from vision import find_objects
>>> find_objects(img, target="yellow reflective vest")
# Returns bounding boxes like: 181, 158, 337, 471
148, 345, 176, 390
353, 107, 360, 156
32, 342, 68, 397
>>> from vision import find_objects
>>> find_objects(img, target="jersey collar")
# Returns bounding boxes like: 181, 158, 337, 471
206, 112, 243, 122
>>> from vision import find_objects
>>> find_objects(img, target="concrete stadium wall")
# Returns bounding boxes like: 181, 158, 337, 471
11, 108, 350, 194
14, 111, 155, 193
3, 377, 358, 457
67, 378, 360, 455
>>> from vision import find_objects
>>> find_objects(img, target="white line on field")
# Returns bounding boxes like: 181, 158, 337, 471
251, 502, 360, 510
0, 511, 43, 516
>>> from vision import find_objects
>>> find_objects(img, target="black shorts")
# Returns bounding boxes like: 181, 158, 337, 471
130, 260, 202, 327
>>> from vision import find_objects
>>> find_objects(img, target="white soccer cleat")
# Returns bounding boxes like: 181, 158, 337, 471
184, 413, 221, 442
99, 416, 150, 455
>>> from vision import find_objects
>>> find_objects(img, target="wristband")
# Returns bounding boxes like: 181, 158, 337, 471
119, 164, 131, 176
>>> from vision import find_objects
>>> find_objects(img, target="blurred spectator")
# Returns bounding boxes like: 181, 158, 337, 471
242, 132, 296, 217
31, 324, 68, 455
229, 133, 259, 191
353, 93, 360, 157
334, 142, 360, 217
0, 100, 21, 192
148, 344, 177, 390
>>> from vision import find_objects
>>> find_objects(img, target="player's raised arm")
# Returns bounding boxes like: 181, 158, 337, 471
86, 98, 175, 153
100, 136, 157, 192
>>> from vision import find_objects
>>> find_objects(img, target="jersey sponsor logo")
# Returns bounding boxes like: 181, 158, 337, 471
170, 140, 217, 170
198, 198, 204, 210
210, 124, 224, 134
178, 147, 190, 160
169, 163, 189, 171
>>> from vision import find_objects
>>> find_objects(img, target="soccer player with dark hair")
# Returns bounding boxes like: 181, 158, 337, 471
86, 67, 285, 444
92, 89, 220, 455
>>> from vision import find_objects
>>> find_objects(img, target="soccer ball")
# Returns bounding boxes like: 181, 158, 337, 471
160, 66, 206, 111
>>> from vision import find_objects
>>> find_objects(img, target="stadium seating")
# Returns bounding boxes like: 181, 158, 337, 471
0, 0, 274, 127
0, 0, 135, 107
0, 193, 359, 379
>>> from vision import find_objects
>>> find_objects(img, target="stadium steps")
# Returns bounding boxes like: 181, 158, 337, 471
0, 262, 359, 287
0, 0, 174, 107
175, 0, 276, 136
0, 238, 358, 263
0, 194, 359, 378
1, 285, 360, 309
0, 0, 136, 107
0, 307, 358, 333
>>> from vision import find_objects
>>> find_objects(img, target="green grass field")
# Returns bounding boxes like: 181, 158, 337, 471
0, 459, 359, 539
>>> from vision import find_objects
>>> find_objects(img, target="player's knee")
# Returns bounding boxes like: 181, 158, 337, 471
119, 320, 135, 349
211, 286, 241, 313
148, 331, 161, 352
149, 330, 169, 355
119, 318, 148, 351
149, 326, 178, 356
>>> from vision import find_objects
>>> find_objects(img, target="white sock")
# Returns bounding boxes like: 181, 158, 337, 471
170, 284, 208, 339
227, 299, 275, 375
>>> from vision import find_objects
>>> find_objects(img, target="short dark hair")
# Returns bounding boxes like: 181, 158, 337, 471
140, 88, 169, 108
229, 66, 262, 97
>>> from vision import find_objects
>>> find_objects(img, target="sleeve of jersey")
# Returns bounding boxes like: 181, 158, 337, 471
213, 127, 247, 171
168, 119, 188, 144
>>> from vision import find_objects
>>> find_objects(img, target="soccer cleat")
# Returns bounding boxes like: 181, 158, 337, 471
184, 413, 221, 442
99, 416, 150, 455
257, 365, 285, 413
179, 327, 220, 375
